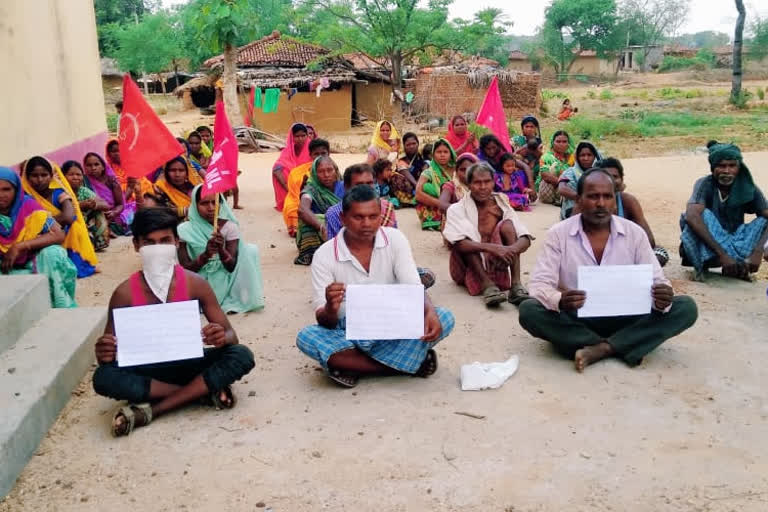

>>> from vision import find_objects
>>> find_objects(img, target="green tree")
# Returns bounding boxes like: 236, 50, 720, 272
114, 12, 184, 94
453, 8, 513, 65
305, 0, 456, 89
748, 17, 768, 61
94, 0, 148, 53
621, 0, 690, 71
538, 0, 622, 76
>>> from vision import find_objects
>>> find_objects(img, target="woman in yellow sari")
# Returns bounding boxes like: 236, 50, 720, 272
1, 167, 77, 308
366, 121, 401, 165
152, 156, 203, 218
106, 138, 153, 205
21, 156, 98, 278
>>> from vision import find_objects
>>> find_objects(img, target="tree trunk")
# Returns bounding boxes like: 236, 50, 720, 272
222, 42, 242, 127
731, 0, 746, 102
142, 71, 149, 95
159, 74, 167, 95
390, 51, 403, 92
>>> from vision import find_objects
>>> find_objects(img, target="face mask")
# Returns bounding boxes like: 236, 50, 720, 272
716, 174, 735, 186
139, 244, 178, 302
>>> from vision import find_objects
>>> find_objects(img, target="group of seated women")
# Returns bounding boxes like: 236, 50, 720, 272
272, 115, 668, 268
1, 125, 265, 313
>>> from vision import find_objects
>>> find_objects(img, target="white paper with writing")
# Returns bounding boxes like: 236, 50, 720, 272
114, 300, 203, 367
345, 284, 424, 340
577, 264, 653, 318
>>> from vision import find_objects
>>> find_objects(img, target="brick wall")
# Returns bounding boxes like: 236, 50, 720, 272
405, 72, 542, 121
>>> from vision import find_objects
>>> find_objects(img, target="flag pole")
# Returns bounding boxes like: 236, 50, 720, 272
213, 193, 220, 234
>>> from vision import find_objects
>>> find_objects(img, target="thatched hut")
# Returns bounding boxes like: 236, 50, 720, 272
174, 32, 390, 133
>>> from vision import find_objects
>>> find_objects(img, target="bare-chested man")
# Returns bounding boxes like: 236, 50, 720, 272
443, 162, 533, 307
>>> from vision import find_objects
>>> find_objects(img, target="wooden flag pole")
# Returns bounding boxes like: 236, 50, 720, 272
213, 193, 220, 234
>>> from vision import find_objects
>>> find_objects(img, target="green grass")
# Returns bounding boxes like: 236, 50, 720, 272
657, 87, 705, 99
542, 89, 568, 101
106, 113, 118, 133
599, 89, 615, 100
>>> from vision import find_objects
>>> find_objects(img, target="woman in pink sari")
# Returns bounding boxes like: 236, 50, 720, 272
445, 115, 479, 155
272, 123, 310, 211
83, 152, 135, 236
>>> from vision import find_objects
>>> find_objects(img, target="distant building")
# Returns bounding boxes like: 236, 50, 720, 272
619, 45, 664, 71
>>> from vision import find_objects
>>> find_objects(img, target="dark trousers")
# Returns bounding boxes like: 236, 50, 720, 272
518, 296, 698, 366
93, 344, 255, 403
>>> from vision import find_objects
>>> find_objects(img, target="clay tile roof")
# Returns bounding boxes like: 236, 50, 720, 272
204, 31, 330, 69
508, 50, 528, 60
343, 52, 388, 71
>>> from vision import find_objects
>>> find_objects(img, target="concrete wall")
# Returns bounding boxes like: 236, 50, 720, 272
248, 85, 353, 134
0, 0, 107, 167
354, 82, 393, 122
406, 73, 542, 122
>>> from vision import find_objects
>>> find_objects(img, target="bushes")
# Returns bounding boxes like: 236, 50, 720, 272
106, 113, 118, 133
657, 87, 704, 99
659, 49, 716, 72
541, 89, 568, 101
599, 89, 614, 100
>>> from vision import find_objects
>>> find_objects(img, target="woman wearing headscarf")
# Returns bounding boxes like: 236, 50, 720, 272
445, 115, 478, 155
415, 139, 457, 231
21, 156, 98, 279
558, 141, 601, 219
477, 134, 505, 173
539, 130, 575, 205
187, 131, 210, 169
83, 152, 134, 236
0, 167, 77, 307
62, 160, 110, 252
512, 115, 541, 149
178, 185, 265, 313
295, 156, 342, 265
272, 123, 311, 211
680, 141, 768, 281
389, 132, 427, 207
153, 156, 203, 218
105, 138, 153, 205
366, 120, 400, 165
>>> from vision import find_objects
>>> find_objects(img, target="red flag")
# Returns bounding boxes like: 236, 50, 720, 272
118, 74, 184, 177
475, 76, 512, 152
201, 101, 238, 197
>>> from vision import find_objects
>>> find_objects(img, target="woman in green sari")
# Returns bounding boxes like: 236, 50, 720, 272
0, 167, 77, 308
178, 185, 265, 314
538, 130, 575, 206
415, 138, 457, 231
62, 161, 110, 252
295, 156, 341, 265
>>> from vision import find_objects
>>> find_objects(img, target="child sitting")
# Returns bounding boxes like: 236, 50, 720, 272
516, 137, 543, 194
557, 99, 578, 121
372, 158, 398, 208
495, 153, 534, 211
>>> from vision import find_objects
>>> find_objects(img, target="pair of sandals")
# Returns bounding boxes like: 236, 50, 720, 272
483, 283, 529, 307
327, 349, 439, 389
111, 386, 236, 437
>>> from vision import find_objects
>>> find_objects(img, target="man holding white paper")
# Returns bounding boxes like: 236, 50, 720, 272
92, 208, 254, 436
519, 169, 697, 372
296, 185, 455, 388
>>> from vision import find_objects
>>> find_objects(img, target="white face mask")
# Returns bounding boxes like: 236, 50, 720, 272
139, 244, 178, 303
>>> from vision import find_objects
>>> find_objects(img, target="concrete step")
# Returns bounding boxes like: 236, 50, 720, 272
0, 306, 106, 498
0, 275, 51, 355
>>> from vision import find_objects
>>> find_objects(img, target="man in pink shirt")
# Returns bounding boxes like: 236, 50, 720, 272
519, 169, 697, 372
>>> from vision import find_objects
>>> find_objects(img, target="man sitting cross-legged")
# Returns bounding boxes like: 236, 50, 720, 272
518, 169, 698, 372
92, 208, 255, 436
443, 162, 533, 308
296, 185, 455, 388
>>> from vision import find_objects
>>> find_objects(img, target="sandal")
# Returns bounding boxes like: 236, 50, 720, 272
294, 253, 313, 266
417, 267, 436, 289
414, 349, 438, 378
507, 283, 530, 306
210, 386, 237, 410
327, 368, 359, 388
483, 285, 507, 307
111, 403, 153, 437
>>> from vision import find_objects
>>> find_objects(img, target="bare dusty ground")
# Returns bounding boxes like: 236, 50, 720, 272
2, 151, 768, 511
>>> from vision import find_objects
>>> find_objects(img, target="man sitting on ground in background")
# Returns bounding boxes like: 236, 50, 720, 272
519, 169, 697, 373
92, 208, 254, 436
443, 162, 532, 307
680, 141, 768, 281
296, 185, 454, 388
572, 157, 670, 266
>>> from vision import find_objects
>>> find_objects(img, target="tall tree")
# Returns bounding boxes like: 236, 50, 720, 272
621, 0, 690, 70
188, 0, 257, 126
306, 0, 455, 89
748, 16, 768, 61
94, 0, 147, 53
731, 0, 746, 103
453, 8, 513, 65
539, 0, 622, 75
113, 12, 184, 94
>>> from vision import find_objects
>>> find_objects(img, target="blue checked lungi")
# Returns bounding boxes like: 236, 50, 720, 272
680, 209, 767, 271
296, 307, 454, 374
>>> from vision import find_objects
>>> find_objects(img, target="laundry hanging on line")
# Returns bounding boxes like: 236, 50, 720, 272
263, 88, 281, 113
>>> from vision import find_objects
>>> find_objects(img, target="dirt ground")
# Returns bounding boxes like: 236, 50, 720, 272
2, 151, 768, 511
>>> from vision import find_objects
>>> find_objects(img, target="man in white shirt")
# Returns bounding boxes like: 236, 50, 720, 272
296, 185, 454, 388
